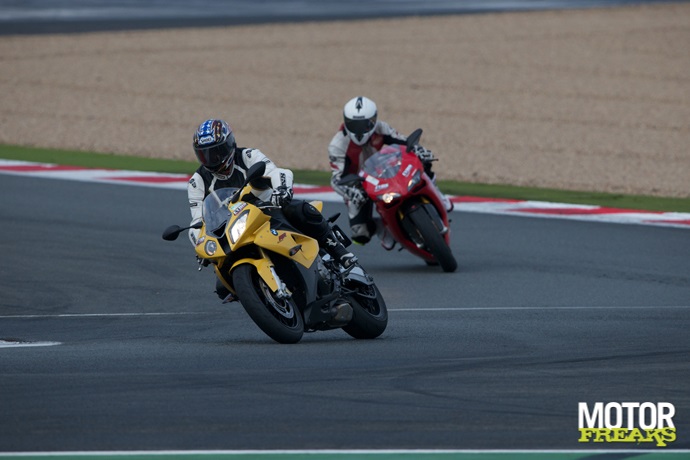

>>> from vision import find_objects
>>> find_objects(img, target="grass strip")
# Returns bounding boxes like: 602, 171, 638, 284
1, 144, 688, 213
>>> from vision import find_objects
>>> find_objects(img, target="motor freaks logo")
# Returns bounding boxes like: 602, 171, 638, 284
578, 402, 676, 447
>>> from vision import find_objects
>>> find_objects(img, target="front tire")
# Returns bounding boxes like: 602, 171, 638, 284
232, 264, 304, 344
342, 283, 388, 339
409, 208, 457, 272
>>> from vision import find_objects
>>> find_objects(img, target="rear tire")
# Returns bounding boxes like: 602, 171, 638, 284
409, 209, 457, 273
233, 264, 304, 344
342, 284, 388, 339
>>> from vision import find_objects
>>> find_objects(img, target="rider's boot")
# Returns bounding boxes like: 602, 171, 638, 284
439, 190, 454, 213
350, 224, 370, 245
286, 200, 359, 268
374, 217, 396, 251
321, 230, 358, 269
215, 278, 238, 303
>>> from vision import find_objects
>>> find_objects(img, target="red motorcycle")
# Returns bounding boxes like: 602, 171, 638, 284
340, 129, 457, 272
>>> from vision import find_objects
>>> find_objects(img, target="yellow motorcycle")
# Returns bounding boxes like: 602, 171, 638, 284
163, 163, 387, 344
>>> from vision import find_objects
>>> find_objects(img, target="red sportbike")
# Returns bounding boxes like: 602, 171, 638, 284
341, 129, 457, 272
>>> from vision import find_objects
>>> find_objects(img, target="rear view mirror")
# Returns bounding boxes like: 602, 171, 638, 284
406, 129, 423, 151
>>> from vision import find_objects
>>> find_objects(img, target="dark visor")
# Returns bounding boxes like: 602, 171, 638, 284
345, 116, 376, 136
194, 142, 232, 171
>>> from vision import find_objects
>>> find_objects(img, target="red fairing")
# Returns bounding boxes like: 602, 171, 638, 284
342, 129, 386, 175
359, 144, 451, 262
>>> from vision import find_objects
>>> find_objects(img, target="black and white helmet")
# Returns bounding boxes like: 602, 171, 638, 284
343, 96, 378, 146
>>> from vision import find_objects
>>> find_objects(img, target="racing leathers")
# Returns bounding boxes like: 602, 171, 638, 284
187, 147, 291, 245
328, 121, 452, 246
188, 146, 357, 283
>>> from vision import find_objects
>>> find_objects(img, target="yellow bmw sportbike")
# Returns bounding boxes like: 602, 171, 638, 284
163, 163, 387, 344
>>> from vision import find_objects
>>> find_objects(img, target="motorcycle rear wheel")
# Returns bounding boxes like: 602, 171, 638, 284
233, 264, 304, 344
409, 209, 457, 273
342, 283, 388, 339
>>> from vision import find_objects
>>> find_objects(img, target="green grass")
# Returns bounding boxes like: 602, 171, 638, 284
0, 145, 197, 174
1, 144, 688, 213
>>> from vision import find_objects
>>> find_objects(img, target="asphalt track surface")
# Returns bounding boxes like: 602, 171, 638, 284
2, 2, 689, 456
1, 174, 689, 452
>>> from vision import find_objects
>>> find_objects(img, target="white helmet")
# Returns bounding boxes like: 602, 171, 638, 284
343, 96, 378, 146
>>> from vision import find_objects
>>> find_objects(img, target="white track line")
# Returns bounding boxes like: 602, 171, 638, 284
390, 305, 690, 311
0, 312, 211, 319
0, 340, 61, 348
1, 305, 688, 320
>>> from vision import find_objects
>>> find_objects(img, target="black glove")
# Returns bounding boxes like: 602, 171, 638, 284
344, 185, 367, 207
412, 145, 434, 162
270, 185, 293, 207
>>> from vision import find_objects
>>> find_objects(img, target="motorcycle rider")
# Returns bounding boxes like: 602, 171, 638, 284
188, 119, 357, 299
328, 96, 453, 247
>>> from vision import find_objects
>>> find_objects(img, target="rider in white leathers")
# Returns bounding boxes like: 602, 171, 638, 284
188, 119, 357, 299
328, 96, 453, 247
188, 137, 292, 247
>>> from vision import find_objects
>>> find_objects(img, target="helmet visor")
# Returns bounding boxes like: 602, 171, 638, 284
344, 116, 377, 140
194, 142, 233, 172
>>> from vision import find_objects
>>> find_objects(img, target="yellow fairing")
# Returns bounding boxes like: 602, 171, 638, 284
230, 255, 279, 291
310, 200, 323, 212
228, 202, 319, 268
228, 200, 321, 293
254, 222, 319, 268
194, 229, 226, 261
227, 205, 271, 249
214, 265, 235, 294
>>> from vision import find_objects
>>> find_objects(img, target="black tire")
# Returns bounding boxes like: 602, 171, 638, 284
408, 209, 457, 273
342, 283, 388, 339
232, 264, 304, 344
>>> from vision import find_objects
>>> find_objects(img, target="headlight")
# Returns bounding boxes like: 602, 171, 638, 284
229, 212, 248, 244
407, 170, 422, 190
378, 192, 401, 204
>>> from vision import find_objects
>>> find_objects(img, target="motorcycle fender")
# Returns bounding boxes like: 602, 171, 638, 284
397, 196, 428, 221
253, 222, 319, 269
421, 201, 446, 232
396, 199, 446, 257
229, 257, 280, 292
400, 199, 445, 231
214, 266, 236, 295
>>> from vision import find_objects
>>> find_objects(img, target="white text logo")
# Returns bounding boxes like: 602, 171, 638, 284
578, 402, 676, 447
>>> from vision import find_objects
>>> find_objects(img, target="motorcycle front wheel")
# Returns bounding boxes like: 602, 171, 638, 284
342, 283, 388, 339
409, 208, 457, 273
233, 264, 304, 344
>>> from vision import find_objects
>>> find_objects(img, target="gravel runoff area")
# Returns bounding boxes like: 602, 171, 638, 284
1, 3, 688, 197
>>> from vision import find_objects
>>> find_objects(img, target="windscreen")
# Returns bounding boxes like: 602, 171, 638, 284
362, 146, 402, 179
202, 187, 238, 235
